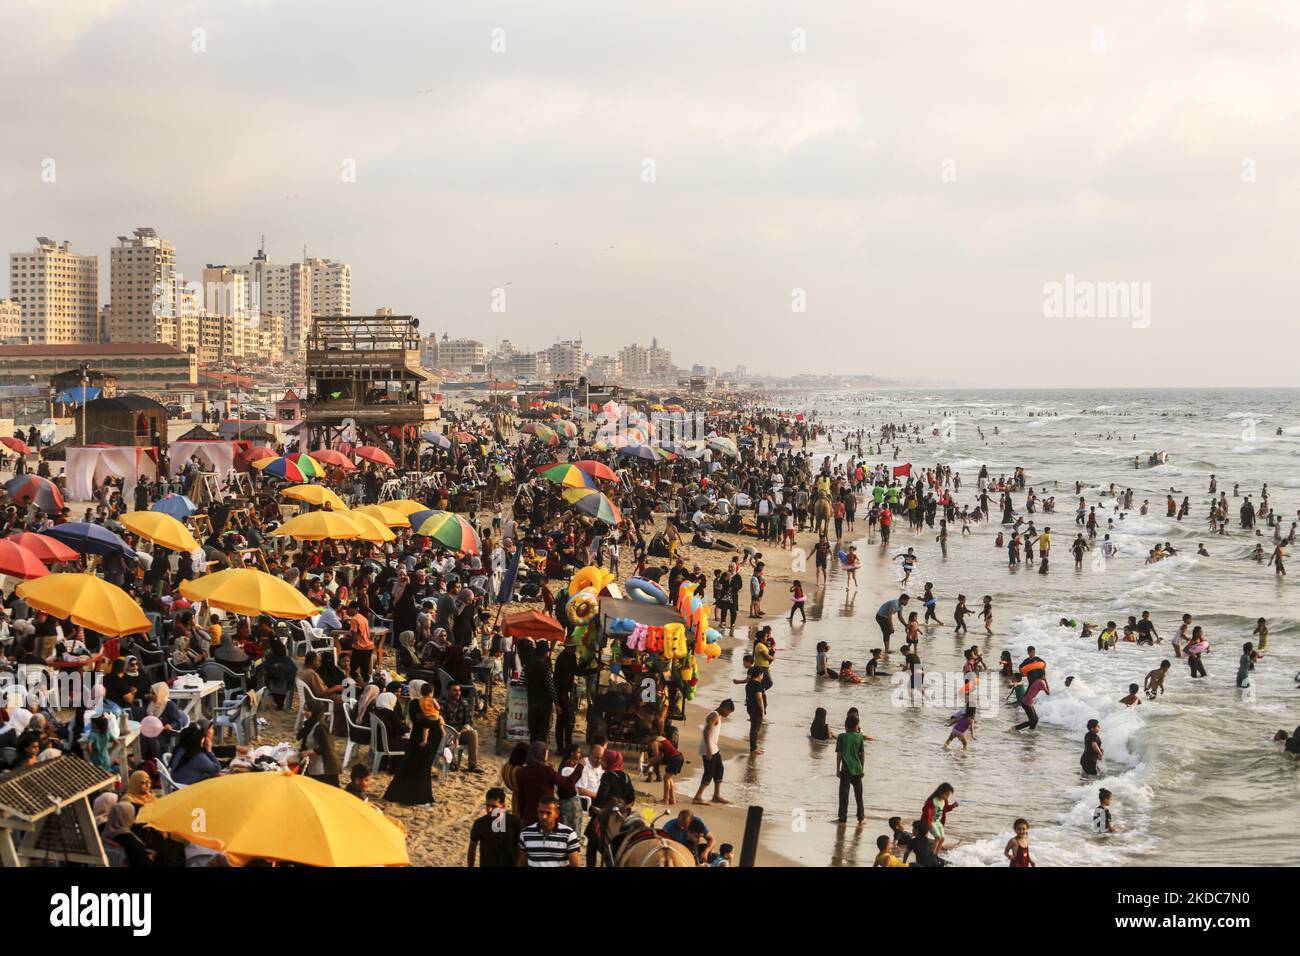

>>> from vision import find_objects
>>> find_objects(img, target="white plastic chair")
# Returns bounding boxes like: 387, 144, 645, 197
369, 713, 405, 775
341, 700, 373, 767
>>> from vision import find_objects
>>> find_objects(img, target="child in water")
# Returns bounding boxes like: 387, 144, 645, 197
979, 596, 994, 636
873, 834, 906, 867
953, 594, 972, 635
1252, 618, 1269, 654
1119, 684, 1142, 707
1091, 789, 1117, 833
1004, 818, 1034, 867
943, 706, 977, 751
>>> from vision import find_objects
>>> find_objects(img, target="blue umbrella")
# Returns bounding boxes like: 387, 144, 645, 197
151, 494, 198, 519
40, 522, 137, 561
421, 431, 451, 450
617, 444, 659, 462
408, 509, 438, 530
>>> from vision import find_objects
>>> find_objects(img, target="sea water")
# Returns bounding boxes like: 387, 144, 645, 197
718, 388, 1299, 867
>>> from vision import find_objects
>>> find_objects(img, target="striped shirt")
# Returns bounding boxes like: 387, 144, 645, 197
518, 822, 580, 866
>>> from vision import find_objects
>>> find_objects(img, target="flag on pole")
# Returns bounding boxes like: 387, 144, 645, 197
496, 546, 522, 605
894, 463, 912, 478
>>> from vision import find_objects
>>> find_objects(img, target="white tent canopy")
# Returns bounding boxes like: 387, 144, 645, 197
64, 446, 159, 504
167, 440, 238, 478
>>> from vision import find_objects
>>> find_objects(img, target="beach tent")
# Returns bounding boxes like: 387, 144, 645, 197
64, 445, 158, 504
167, 440, 239, 478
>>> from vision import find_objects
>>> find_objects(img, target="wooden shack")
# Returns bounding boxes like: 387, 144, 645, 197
76, 395, 168, 450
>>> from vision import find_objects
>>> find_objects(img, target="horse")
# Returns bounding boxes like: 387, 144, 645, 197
811, 493, 833, 535
593, 801, 698, 867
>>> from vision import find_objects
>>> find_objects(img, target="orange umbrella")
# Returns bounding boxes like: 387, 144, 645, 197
354, 446, 395, 467
0, 540, 49, 579
7, 531, 79, 564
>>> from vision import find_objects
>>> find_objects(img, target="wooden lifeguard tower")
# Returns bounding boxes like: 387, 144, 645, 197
304, 315, 437, 463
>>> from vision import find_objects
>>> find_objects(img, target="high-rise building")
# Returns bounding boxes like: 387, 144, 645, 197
108, 227, 176, 344
307, 258, 351, 319
8, 238, 99, 344
545, 339, 588, 377
234, 246, 312, 357
437, 335, 486, 372
0, 298, 21, 343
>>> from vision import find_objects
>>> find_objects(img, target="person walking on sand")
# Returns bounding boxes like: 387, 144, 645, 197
692, 699, 734, 806
788, 579, 807, 625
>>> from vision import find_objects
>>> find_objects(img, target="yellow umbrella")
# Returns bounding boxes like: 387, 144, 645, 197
179, 568, 319, 619
136, 771, 408, 867
352, 503, 410, 528
15, 573, 152, 636
280, 484, 346, 510
345, 510, 396, 543
381, 499, 432, 517
118, 511, 199, 553
271, 511, 364, 541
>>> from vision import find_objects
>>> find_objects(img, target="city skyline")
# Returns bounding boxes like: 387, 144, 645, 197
3, 2, 1300, 384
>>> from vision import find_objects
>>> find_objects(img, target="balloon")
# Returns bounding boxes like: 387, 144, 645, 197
140, 715, 164, 739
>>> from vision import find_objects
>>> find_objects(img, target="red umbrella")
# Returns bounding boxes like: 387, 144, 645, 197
8, 531, 79, 564
245, 445, 278, 460
353, 446, 395, 467
0, 437, 32, 456
5, 475, 63, 512
573, 459, 618, 482
308, 448, 356, 470
0, 539, 49, 579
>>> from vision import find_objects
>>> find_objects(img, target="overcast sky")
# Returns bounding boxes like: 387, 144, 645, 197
3, 1, 1299, 385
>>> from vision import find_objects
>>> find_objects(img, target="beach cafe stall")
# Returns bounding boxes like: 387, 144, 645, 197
556, 565, 724, 751
498, 609, 567, 745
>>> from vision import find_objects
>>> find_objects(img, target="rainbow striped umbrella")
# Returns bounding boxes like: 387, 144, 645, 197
254, 455, 324, 481
553, 420, 578, 439
528, 426, 559, 446
562, 488, 622, 525
410, 510, 481, 554
536, 463, 596, 489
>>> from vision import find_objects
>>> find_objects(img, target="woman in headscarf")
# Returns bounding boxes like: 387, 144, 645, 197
102, 802, 154, 867
392, 586, 419, 645
500, 742, 530, 817
170, 722, 221, 786
371, 691, 409, 771
298, 699, 342, 786
141, 682, 187, 761
381, 680, 442, 806
125, 770, 156, 808
354, 681, 381, 725
213, 616, 250, 671
92, 792, 118, 828
585, 749, 636, 866
258, 638, 298, 709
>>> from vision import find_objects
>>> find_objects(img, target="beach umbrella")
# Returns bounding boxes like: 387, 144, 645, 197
525, 425, 558, 445
381, 499, 433, 517
179, 568, 319, 619
6, 475, 64, 512
354, 445, 396, 467
308, 449, 356, 471
618, 444, 660, 463
553, 420, 578, 439
708, 436, 739, 458
135, 771, 408, 867
7, 531, 79, 564
352, 503, 410, 528
0, 540, 49, 579
254, 455, 322, 482
536, 463, 596, 489
0, 437, 32, 456
41, 522, 136, 560
16, 573, 151, 636
410, 511, 481, 554
572, 459, 617, 482
562, 488, 622, 525
346, 510, 397, 543
521, 422, 550, 436
592, 433, 635, 450
653, 446, 677, 461
272, 511, 364, 541
245, 446, 278, 461
280, 484, 346, 511
150, 494, 198, 519
421, 431, 451, 450
118, 511, 199, 554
